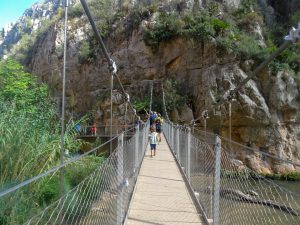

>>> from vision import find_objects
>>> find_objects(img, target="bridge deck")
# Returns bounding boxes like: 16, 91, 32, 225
126, 135, 204, 225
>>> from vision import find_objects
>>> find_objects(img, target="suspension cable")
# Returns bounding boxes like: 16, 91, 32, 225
161, 82, 170, 122
114, 74, 139, 118
110, 73, 113, 154
60, 0, 69, 197
149, 81, 153, 113
193, 21, 300, 125
80, 0, 112, 68
80, 0, 139, 122
192, 40, 295, 125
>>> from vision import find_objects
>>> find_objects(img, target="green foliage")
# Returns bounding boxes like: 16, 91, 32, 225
207, 2, 220, 16
233, 0, 256, 16
0, 59, 48, 111
78, 40, 95, 64
269, 61, 290, 73
221, 169, 256, 179
25, 16, 32, 27
277, 45, 300, 71
164, 79, 188, 111
133, 95, 151, 113
261, 172, 300, 181
69, 3, 84, 18
124, 4, 155, 38
144, 11, 231, 50
233, 32, 268, 60
65, 155, 105, 187
0, 59, 105, 224
13, 7, 63, 63
181, 12, 215, 39
144, 12, 182, 48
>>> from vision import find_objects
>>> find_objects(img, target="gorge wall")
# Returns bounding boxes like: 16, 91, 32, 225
1, 0, 300, 173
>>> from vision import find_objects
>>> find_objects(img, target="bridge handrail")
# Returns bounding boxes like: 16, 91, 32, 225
164, 121, 300, 225
0, 125, 139, 198
0, 123, 150, 224
192, 127, 300, 168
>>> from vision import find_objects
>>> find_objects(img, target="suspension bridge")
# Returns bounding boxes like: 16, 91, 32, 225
1, 81, 300, 225
1, 0, 300, 224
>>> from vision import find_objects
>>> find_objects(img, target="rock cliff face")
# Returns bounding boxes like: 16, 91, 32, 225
0, 0, 62, 57
1, 0, 300, 173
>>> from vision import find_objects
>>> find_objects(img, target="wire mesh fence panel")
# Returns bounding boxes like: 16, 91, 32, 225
179, 127, 188, 175
164, 122, 300, 225
190, 135, 215, 220
0, 124, 149, 225
217, 137, 300, 225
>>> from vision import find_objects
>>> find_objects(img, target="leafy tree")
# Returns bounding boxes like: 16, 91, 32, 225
0, 59, 104, 224
0, 58, 49, 113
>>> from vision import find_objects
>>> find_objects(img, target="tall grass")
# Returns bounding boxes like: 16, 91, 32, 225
0, 59, 105, 224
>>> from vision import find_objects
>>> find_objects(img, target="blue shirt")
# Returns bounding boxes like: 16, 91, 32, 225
150, 114, 157, 124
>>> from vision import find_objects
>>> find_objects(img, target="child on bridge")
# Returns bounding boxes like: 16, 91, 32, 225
148, 127, 158, 157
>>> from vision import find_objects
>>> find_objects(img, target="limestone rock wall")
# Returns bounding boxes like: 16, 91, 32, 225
1, 0, 300, 173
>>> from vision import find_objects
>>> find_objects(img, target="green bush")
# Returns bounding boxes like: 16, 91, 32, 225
143, 10, 231, 50
78, 40, 95, 64
164, 79, 188, 111
69, 3, 84, 18
0, 59, 106, 224
133, 95, 151, 113
143, 12, 182, 48
181, 12, 215, 39
260, 172, 300, 181
269, 61, 290, 73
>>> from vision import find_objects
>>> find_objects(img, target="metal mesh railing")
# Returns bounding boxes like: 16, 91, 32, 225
164, 122, 300, 225
0, 123, 149, 225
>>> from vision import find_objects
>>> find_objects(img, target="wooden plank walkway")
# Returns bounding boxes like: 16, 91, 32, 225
126, 135, 204, 225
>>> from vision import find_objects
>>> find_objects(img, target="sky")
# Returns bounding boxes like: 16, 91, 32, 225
0, 0, 40, 29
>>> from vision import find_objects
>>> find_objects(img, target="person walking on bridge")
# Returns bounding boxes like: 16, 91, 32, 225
155, 113, 163, 143
148, 127, 158, 157
150, 111, 157, 126
91, 123, 97, 136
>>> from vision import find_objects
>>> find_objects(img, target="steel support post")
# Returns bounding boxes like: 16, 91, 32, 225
117, 133, 124, 225
142, 124, 145, 152
213, 136, 221, 225
124, 103, 127, 133
167, 123, 169, 142
187, 127, 191, 182
134, 124, 140, 173
176, 126, 180, 160
59, 1, 68, 223
169, 123, 171, 142
171, 123, 174, 150
204, 118, 207, 144
229, 101, 232, 151
110, 74, 114, 154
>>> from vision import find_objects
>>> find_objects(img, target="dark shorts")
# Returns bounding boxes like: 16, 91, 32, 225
150, 144, 156, 150
156, 128, 162, 133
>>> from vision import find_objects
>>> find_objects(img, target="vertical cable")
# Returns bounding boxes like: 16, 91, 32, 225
124, 101, 128, 133
150, 82, 153, 113
110, 74, 113, 154
60, 0, 69, 197
229, 101, 232, 151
